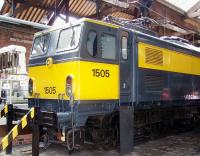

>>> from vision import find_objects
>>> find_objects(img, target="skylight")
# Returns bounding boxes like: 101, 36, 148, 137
165, 0, 199, 12
53, 14, 77, 27
0, 0, 4, 11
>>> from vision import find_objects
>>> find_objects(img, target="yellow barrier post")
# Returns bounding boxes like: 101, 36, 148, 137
0, 107, 35, 153
0, 104, 8, 118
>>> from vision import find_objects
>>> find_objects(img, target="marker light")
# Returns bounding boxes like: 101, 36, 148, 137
29, 78, 33, 96
66, 75, 73, 97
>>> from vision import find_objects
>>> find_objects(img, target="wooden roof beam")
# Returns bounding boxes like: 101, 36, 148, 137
150, 1, 200, 33
9, 0, 41, 17
5, 0, 12, 6
161, 23, 193, 35
102, 0, 129, 9
88, 0, 135, 19
47, 0, 69, 25
88, 6, 120, 18
184, 18, 200, 32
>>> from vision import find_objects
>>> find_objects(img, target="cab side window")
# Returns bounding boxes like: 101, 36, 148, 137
87, 31, 97, 57
32, 34, 50, 55
101, 34, 116, 60
122, 36, 128, 60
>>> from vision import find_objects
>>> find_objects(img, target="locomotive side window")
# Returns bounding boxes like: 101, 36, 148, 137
32, 34, 50, 55
57, 25, 81, 52
87, 31, 97, 57
122, 36, 128, 60
101, 34, 116, 60
0, 52, 19, 70
14, 53, 19, 67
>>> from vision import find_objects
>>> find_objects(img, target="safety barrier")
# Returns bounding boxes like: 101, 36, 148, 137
0, 107, 35, 151
0, 104, 57, 156
0, 104, 8, 118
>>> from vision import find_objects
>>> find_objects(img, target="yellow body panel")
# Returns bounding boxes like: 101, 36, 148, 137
29, 61, 119, 100
78, 62, 119, 100
138, 42, 200, 75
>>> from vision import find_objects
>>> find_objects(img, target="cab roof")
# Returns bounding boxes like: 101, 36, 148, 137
34, 18, 119, 37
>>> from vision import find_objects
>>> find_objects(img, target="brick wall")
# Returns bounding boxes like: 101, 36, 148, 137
0, 125, 6, 137
0, 22, 42, 64
0, 124, 32, 146
0, 22, 43, 147
13, 134, 32, 146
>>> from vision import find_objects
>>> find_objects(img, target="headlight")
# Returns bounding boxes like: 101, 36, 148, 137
66, 75, 73, 97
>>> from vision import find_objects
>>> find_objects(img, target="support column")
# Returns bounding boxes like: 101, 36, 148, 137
65, 0, 70, 23
32, 107, 40, 156
95, 0, 101, 19
6, 104, 13, 154
120, 105, 134, 154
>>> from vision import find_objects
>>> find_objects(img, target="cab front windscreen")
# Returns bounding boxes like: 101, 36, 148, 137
31, 25, 82, 56
57, 25, 81, 52
31, 34, 50, 56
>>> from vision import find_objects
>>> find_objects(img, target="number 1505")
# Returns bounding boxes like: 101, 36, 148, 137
92, 69, 110, 77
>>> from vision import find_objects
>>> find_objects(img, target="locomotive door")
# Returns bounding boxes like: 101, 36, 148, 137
120, 31, 132, 103
119, 31, 134, 154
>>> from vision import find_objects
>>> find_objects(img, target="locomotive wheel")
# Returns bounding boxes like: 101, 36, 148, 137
41, 132, 50, 150
112, 123, 119, 146
66, 129, 83, 154
110, 114, 119, 146
66, 130, 74, 154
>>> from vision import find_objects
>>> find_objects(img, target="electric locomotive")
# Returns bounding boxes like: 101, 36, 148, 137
28, 17, 200, 151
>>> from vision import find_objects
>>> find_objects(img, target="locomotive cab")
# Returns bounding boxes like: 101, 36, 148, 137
29, 20, 83, 110
28, 18, 122, 111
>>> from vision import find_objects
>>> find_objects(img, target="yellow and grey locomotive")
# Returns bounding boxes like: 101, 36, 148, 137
28, 17, 200, 152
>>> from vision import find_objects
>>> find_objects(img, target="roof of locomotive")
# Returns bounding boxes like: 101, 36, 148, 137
34, 18, 200, 55
34, 18, 119, 37
132, 28, 200, 55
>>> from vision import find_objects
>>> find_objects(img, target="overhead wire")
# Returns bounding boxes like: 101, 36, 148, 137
128, 0, 197, 34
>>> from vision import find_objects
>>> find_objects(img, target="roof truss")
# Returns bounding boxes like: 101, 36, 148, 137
6, 0, 41, 17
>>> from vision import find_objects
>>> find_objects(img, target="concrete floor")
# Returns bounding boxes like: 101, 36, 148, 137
1, 129, 200, 156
